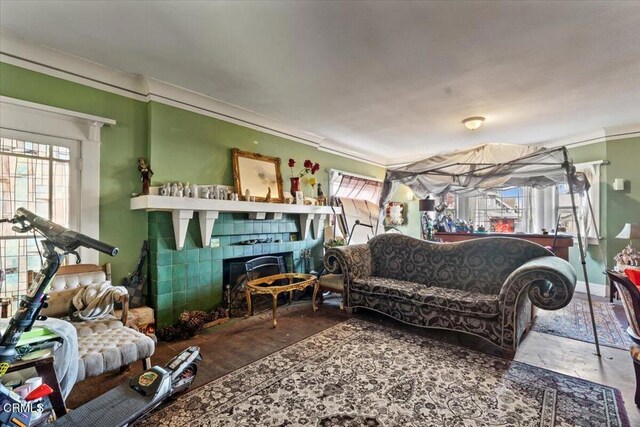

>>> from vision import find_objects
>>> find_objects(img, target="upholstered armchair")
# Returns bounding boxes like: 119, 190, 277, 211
606, 270, 640, 407
31, 263, 155, 382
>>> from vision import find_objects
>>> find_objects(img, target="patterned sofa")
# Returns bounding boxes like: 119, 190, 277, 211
324, 234, 576, 354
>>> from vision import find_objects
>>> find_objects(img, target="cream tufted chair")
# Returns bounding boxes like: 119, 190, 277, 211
29, 263, 154, 382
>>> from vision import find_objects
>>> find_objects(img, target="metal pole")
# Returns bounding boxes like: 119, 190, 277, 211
586, 191, 607, 270
563, 149, 601, 356
552, 210, 562, 253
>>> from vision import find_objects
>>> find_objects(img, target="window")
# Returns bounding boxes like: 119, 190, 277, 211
0, 134, 77, 314
464, 187, 533, 232
329, 171, 383, 202
556, 162, 601, 244
453, 161, 601, 240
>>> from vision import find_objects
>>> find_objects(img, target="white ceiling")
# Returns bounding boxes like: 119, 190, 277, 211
1, 1, 639, 164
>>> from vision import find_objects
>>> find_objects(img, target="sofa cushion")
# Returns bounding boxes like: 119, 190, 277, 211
351, 277, 500, 318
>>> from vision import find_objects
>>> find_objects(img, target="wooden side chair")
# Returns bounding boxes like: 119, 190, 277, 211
606, 269, 640, 407
316, 274, 345, 309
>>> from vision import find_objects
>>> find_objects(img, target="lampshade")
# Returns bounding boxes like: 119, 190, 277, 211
616, 223, 640, 240
419, 198, 436, 212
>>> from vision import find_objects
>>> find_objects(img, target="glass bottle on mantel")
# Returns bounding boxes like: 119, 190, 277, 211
317, 183, 326, 206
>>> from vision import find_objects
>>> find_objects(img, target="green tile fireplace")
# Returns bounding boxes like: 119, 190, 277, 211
147, 211, 324, 327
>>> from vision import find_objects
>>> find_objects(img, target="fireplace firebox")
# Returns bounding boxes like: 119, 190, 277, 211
224, 252, 294, 317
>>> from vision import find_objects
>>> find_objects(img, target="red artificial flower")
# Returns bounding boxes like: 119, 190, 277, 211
288, 158, 296, 168
303, 159, 313, 169
311, 163, 320, 174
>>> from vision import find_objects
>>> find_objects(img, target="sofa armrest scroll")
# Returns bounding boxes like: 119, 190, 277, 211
500, 256, 577, 311
324, 244, 373, 283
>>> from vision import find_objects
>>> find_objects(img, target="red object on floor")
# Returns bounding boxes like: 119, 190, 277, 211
625, 268, 640, 287
25, 383, 53, 401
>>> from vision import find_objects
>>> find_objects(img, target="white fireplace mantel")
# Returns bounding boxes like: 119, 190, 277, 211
130, 195, 341, 250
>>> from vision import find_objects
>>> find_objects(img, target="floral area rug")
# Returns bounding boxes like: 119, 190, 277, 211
141, 319, 629, 427
532, 298, 632, 350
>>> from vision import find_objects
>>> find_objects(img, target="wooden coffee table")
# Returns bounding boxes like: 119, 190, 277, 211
245, 273, 319, 327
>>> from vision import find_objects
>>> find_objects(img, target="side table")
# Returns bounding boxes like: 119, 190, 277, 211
6, 354, 67, 418
245, 273, 318, 327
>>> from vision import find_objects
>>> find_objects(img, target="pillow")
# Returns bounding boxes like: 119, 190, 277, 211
625, 268, 640, 287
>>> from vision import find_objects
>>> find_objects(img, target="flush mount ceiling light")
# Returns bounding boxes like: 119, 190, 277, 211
462, 116, 485, 130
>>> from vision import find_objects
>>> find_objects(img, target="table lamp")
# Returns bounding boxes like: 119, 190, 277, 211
614, 223, 640, 269
419, 197, 436, 240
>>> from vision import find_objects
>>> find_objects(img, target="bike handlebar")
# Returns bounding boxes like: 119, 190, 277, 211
14, 208, 119, 256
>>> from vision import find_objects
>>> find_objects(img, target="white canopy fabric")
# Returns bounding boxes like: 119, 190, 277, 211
380, 143, 588, 208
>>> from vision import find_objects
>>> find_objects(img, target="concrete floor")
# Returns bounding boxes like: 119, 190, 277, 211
67, 296, 640, 425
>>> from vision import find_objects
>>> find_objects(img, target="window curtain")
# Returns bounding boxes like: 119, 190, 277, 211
329, 172, 383, 244
332, 174, 383, 202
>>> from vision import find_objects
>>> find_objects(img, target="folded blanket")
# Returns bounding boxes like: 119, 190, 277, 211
37, 318, 78, 398
70, 282, 128, 322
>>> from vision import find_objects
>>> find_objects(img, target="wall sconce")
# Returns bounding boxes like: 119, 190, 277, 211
613, 178, 625, 191
407, 191, 415, 201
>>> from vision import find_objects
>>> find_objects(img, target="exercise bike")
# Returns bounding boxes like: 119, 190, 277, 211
0, 208, 201, 426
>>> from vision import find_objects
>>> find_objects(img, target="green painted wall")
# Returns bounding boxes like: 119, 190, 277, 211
566, 137, 640, 286
147, 101, 384, 192
0, 62, 384, 327
566, 142, 609, 285
144, 102, 384, 325
605, 137, 640, 262
0, 62, 149, 282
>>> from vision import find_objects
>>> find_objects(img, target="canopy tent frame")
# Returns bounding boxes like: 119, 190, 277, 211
381, 144, 604, 356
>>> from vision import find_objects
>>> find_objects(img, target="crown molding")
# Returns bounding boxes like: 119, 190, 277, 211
5, 33, 635, 169
317, 140, 386, 167
537, 124, 640, 149
603, 124, 640, 141
141, 77, 325, 148
537, 129, 607, 149
0, 32, 148, 100
0, 33, 385, 165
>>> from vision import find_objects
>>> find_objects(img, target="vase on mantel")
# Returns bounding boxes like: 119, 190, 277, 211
290, 177, 300, 198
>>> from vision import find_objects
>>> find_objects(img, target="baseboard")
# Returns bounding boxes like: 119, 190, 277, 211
574, 280, 608, 298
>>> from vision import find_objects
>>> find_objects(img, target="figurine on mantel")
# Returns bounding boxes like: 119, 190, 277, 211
138, 157, 153, 195
201, 186, 210, 199
184, 182, 192, 198
265, 187, 272, 202
317, 183, 326, 206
